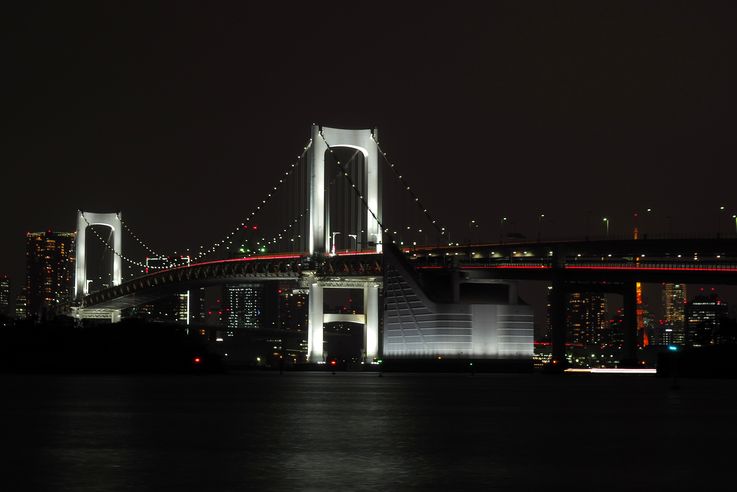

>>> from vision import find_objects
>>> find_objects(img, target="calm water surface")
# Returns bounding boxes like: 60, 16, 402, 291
2, 372, 735, 491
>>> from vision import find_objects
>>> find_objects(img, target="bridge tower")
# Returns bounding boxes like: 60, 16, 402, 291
74, 211, 122, 298
307, 125, 382, 255
306, 125, 382, 363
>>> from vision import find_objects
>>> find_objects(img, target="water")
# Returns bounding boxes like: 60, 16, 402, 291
2, 372, 736, 491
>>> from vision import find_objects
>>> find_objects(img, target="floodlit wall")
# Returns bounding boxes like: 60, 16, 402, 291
383, 249, 533, 359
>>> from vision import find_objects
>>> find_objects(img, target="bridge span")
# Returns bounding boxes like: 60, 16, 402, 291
75, 236, 737, 368
69, 125, 737, 369
83, 236, 737, 310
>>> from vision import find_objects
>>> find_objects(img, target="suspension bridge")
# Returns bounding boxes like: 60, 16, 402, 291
70, 125, 737, 368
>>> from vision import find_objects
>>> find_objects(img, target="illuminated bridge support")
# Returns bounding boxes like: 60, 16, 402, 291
307, 282, 324, 362
75, 211, 122, 299
306, 280, 381, 364
364, 283, 380, 360
308, 125, 382, 255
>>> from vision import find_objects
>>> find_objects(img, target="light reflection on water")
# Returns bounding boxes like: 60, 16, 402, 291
2, 372, 736, 491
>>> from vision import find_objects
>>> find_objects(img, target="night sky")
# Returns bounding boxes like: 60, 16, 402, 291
3, 2, 737, 317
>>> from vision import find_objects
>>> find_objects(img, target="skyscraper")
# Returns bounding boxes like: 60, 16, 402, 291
15, 288, 28, 320
25, 231, 75, 320
276, 285, 308, 332
567, 292, 608, 346
190, 287, 207, 323
0, 275, 10, 317
661, 283, 687, 346
224, 283, 277, 331
686, 289, 727, 347
605, 308, 626, 348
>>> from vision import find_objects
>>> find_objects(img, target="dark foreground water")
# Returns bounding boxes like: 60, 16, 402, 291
2, 372, 736, 491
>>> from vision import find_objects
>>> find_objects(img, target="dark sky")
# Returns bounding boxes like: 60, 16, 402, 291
3, 2, 737, 317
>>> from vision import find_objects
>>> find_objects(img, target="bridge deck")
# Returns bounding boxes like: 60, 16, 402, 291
80, 237, 737, 309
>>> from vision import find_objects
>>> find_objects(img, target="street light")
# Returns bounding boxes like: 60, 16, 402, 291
499, 217, 507, 243
603, 217, 609, 238
330, 231, 341, 255
718, 206, 726, 237
732, 214, 736, 236
348, 234, 358, 251
537, 214, 545, 242
469, 219, 478, 244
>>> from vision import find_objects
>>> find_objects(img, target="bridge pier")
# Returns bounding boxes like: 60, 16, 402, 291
364, 283, 380, 361
549, 278, 567, 368
621, 282, 639, 367
307, 280, 381, 364
549, 250, 568, 369
307, 282, 324, 363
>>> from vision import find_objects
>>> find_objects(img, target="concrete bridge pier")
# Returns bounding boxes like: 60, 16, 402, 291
364, 283, 380, 361
307, 280, 381, 364
307, 282, 324, 363
549, 249, 567, 369
621, 282, 639, 367
549, 278, 567, 368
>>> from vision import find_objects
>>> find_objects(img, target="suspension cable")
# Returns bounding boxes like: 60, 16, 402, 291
259, 210, 309, 251
188, 138, 312, 262
116, 213, 163, 258
371, 134, 447, 240
89, 138, 313, 269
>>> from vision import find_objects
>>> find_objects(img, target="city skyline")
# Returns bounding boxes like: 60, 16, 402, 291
3, 3, 737, 290
2, 5, 737, 376
4, 4, 737, 489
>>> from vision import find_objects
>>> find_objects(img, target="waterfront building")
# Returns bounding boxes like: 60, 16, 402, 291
224, 282, 277, 330
567, 292, 608, 346
661, 283, 687, 346
25, 230, 75, 320
0, 275, 10, 317
686, 289, 727, 347
276, 285, 308, 332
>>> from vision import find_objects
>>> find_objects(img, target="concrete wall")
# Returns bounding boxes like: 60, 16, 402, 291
383, 247, 533, 359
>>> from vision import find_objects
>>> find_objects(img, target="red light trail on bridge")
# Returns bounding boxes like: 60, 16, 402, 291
175, 253, 304, 272
415, 263, 737, 272
565, 265, 737, 272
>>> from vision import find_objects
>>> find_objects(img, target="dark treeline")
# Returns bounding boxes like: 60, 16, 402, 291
0, 318, 222, 373
657, 345, 737, 378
